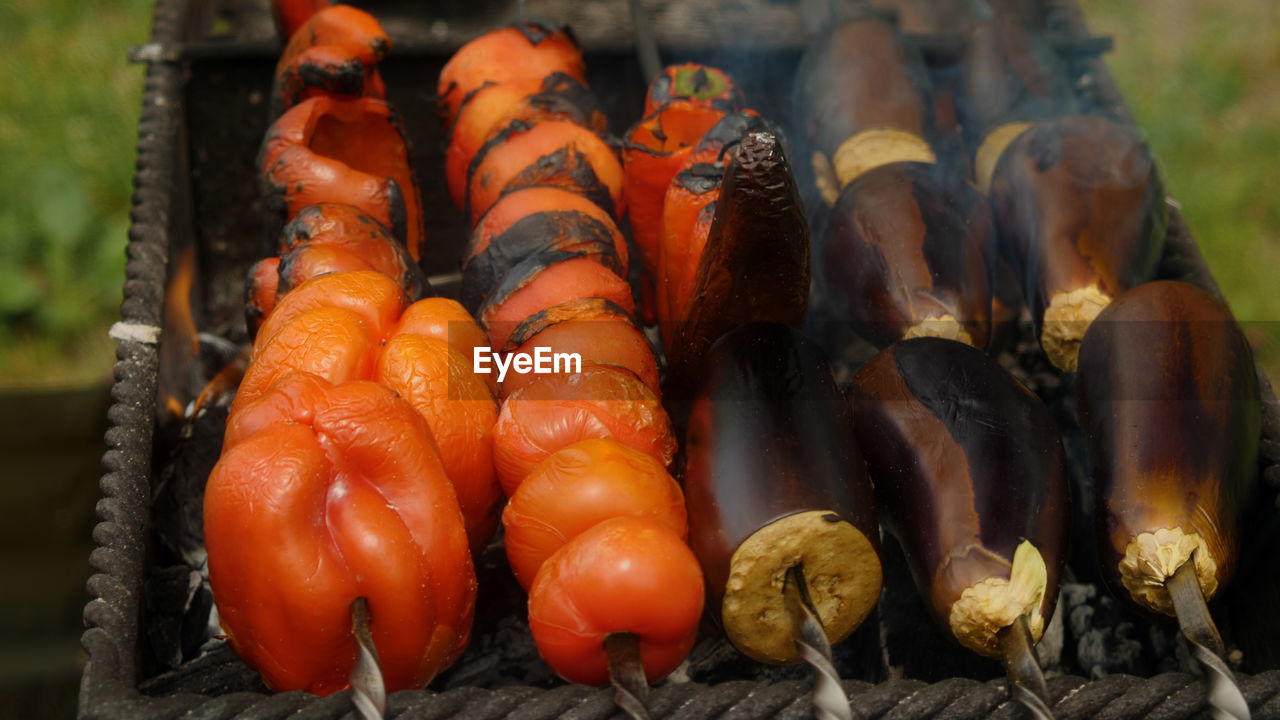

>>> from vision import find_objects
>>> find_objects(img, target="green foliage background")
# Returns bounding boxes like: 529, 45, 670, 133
0, 0, 1275, 387
0, 0, 152, 388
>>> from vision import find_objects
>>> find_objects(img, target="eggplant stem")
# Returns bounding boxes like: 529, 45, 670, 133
996, 615, 1055, 720
349, 597, 386, 720
1167, 560, 1252, 720
785, 565, 852, 720
604, 632, 652, 720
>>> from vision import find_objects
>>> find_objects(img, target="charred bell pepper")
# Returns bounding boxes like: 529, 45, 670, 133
245, 203, 429, 334
271, 5, 390, 119
850, 337, 1068, 709
259, 96, 426, 261
447, 72, 607, 211
436, 21, 586, 134
623, 64, 742, 314
465, 119, 624, 226
959, 17, 1167, 372
657, 110, 768, 347
685, 323, 882, 665
206, 371, 476, 693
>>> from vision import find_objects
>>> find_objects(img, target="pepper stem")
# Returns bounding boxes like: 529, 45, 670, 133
996, 614, 1055, 720
349, 597, 386, 720
785, 564, 851, 720
1167, 559, 1251, 720
604, 631, 652, 720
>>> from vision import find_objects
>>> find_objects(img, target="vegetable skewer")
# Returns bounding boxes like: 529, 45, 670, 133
1076, 280, 1258, 719
851, 337, 1070, 718
686, 323, 882, 720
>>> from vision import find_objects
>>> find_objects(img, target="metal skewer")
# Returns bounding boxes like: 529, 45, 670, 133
605, 632, 652, 720
349, 597, 387, 720
786, 565, 852, 720
997, 615, 1055, 720
1167, 560, 1251, 720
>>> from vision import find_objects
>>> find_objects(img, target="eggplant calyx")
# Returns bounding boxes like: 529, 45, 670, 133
903, 313, 975, 346
722, 511, 882, 665
974, 121, 1033, 195
948, 541, 1048, 658
830, 127, 936, 189
1119, 527, 1219, 616
1041, 283, 1111, 372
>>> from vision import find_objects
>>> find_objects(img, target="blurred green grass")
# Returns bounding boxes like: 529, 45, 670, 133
1081, 0, 1280, 382
0, 0, 152, 389
0, 0, 1276, 387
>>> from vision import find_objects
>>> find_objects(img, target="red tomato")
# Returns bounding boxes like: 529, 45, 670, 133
527, 516, 704, 686
503, 438, 686, 590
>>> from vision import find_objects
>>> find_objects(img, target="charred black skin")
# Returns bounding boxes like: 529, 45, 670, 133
464, 119, 616, 226
666, 132, 810, 399
276, 207, 431, 302
460, 210, 624, 315
823, 162, 996, 350
502, 297, 635, 353
684, 323, 879, 619
850, 337, 1069, 635
1076, 281, 1260, 607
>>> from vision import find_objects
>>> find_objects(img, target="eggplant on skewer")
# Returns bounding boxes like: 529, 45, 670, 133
664, 130, 809, 399
850, 337, 1070, 718
795, 16, 997, 350
1076, 280, 1258, 719
959, 15, 1167, 372
685, 323, 881, 720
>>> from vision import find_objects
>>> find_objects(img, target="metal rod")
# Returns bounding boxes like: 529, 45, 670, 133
786, 565, 852, 720
1167, 560, 1251, 720
629, 0, 662, 84
996, 615, 1055, 720
605, 632, 652, 720
349, 597, 386, 720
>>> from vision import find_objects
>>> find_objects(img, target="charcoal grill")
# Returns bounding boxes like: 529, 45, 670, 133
82, 0, 1280, 717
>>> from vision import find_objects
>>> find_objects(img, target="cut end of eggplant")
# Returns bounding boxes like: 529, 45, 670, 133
948, 541, 1048, 658
722, 510, 882, 665
829, 127, 936, 188
902, 314, 975, 347
973, 121, 1033, 195
1119, 527, 1219, 616
1041, 284, 1111, 372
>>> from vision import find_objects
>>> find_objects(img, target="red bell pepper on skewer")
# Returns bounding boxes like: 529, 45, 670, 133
206, 371, 476, 694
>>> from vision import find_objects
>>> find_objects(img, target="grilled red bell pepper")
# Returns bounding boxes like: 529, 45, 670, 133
271, 5, 390, 118
259, 96, 426, 261
206, 371, 476, 694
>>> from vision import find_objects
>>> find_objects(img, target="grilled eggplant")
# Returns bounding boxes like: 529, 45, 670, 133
796, 17, 995, 349
850, 337, 1069, 659
1076, 280, 1260, 615
665, 131, 809, 396
685, 323, 881, 665
960, 17, 1167, 372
